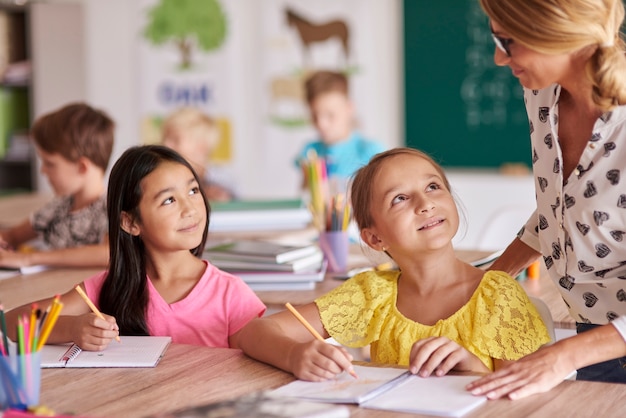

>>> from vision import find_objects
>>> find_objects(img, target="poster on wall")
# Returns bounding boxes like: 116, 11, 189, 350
136, 0, 236, 165
258, 0, 375, 196
134, 0, 395, 198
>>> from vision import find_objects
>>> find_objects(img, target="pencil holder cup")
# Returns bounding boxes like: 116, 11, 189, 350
0, 351, 41, 410
319, 230, 349, 273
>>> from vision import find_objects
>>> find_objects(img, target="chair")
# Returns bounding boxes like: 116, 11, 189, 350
528, 296, 556, 344
475, 206, 532, 251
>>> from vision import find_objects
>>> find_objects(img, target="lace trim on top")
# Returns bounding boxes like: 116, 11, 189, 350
315, 270, 550, 371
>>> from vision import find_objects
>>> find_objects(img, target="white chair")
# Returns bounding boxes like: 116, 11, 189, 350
475, 206, 532, 252
528, 296, 556, 344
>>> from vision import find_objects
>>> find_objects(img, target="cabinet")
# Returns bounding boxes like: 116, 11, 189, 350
0, 3, 33, 192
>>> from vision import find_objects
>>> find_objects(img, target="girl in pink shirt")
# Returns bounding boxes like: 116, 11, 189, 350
6, 145, 265, 350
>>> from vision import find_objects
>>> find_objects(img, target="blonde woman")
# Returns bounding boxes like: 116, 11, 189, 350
468, 0, 626, 400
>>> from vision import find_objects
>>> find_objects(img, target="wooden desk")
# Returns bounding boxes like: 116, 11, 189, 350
39, 343, 626, 418
0, 193, 575, 327
0, 247, 575, 329
0, 193, 614, 417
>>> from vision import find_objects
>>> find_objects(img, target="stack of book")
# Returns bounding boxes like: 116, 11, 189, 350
209, 199, 313, 232
204, 240, 326, 290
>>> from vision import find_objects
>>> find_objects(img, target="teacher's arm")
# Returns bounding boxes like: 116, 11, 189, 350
467, 323, 626, 400
488, 237, 541, 277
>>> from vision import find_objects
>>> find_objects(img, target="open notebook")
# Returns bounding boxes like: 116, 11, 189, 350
41, 336, 171, 368
270, 365, 487, 417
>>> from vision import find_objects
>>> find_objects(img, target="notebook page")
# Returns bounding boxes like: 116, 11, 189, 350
361, 374, 487, 417
270, 365, 407, 404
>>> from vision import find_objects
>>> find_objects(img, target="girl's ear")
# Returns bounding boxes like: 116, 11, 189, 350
120, 211, 140, 236
360, 228, 384, 251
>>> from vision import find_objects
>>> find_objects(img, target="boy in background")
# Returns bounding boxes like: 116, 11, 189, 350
295, 70, 385, 188
161, 107, 238, 202
0, 102, 114, 268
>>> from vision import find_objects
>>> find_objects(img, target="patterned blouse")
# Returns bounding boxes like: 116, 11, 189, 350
30, 195, 108, 249
520, 85, 626, 334
315, 270, 549, 371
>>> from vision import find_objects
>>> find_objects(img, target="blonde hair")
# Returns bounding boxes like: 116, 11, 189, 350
479, 0, 626, 110
161, 107, 219, 149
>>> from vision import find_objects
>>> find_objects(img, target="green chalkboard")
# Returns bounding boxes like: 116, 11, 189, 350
403, 0, 531, 168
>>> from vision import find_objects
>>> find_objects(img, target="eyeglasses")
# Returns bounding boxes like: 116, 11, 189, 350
490, 28, 513, 57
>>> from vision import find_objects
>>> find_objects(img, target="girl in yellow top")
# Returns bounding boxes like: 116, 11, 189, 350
238, 148, 549, 381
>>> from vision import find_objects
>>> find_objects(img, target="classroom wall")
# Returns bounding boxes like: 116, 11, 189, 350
30, 0, 538, 248
33, 0, 402, 199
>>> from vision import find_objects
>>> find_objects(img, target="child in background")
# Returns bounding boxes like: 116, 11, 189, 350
240, 148, 549, 381
161, 107, 238, 202
0, 102, 114, 269
5, 145, 265, 350
295, 70, 385, 189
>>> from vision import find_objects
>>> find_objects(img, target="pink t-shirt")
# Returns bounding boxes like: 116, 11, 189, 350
84, 260, 266, 347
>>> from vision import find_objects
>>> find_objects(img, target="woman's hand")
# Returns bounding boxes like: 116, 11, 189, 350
287, 339, 355, 381
409, 336, 489, 376
466, 343, 575, 400
71, 312, 120, 351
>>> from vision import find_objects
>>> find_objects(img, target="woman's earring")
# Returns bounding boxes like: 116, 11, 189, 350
381, 246, 386, 252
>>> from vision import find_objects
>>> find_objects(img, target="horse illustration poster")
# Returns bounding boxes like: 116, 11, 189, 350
136, 0, 235, 163
258, 0, 393, 195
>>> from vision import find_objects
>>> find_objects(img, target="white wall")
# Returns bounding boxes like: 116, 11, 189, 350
449, 170, 536, 251
77, 0, 402, 199
32, 1, 537, 249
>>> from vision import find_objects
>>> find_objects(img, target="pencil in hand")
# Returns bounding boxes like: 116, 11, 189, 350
74, 285, 121, 342
285, 302, 358, 379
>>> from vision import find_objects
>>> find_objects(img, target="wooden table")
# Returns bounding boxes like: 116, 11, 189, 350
0, 192, 574, 327
38, 343, 626, 418
0, 193, 614, 417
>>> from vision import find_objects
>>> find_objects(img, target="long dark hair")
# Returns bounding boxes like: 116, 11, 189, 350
99, 145, 210, 335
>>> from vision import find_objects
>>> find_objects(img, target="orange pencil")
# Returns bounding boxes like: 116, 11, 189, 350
285, 302, 358, 379
74, 285, 121, 342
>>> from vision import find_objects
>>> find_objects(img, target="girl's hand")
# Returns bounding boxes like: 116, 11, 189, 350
71, 312, 120, 351
409, 336, 487, 376
288, 339, 355, 381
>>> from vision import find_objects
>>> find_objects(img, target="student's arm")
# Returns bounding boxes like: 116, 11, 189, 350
0, 241, 109, 269
234, 302, 355, 381
468, 325, 626, 400
0, 219, 38, 249
488, 237, 541, 278
5, 282, 119, 350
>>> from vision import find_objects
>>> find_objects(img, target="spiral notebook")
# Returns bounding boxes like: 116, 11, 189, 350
40, 336, 171, 368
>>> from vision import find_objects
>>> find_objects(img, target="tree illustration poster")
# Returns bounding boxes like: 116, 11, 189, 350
137, 0, 234, 163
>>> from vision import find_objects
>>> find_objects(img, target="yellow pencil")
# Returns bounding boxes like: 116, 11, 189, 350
341, 200, 350, 231
75, 285, 121, 342
285, 302, 358, 379
36, 299, 63, 351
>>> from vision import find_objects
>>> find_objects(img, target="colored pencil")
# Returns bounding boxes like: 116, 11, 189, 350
36, 298, 63, 351
74, 285, 121, 342
0, 303, 9, 355
284, 302, 357, 379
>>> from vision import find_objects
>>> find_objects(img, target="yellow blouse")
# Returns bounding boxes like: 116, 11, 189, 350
315, 270, 550, 371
